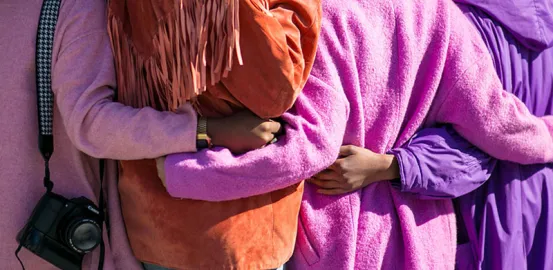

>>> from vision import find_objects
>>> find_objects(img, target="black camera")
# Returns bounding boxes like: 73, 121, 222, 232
16, 192, 103, 270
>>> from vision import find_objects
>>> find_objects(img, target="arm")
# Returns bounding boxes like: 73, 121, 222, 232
52, 1, 197, 160
406, 0, 553, 164
164, 76, 349, 201
222, 0, 321, 118
308, 126, 496, 197
390, 126, 496, 199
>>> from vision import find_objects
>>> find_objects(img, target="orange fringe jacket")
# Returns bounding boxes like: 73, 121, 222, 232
107, 0, 321, 269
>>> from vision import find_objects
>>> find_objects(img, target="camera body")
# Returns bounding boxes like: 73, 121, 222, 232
17, 192, 102, 270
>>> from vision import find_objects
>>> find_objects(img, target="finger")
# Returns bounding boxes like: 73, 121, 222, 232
331, 159, 346, 171
260, 121, 282, 134
272, 118, 285, 135
308, 178, 342, 189
317, 188, 348, 195
261, 133, 276, 144
155, 157, 167, 187
314, 169, 341, 181
339, 145, 357, 157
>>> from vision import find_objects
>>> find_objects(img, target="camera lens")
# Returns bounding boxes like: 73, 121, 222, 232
64, 219, 101, 253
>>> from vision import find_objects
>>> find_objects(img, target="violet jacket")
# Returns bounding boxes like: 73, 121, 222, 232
163, 0, 553, 269
390, 1, 553, 269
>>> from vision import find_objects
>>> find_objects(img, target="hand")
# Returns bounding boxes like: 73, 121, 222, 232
156, 156, 167, 187
207, 110, 282, 154
308, 145, 400, 195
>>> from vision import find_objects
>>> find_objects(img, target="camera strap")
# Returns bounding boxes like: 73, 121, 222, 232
36, 0, 58, 193
16, 1, 106, 269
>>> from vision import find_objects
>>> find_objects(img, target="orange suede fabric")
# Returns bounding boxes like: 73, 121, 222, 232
109, 0, 321, 269
119, 160, 304, 269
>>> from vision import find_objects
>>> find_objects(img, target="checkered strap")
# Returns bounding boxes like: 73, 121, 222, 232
35, 2, 107, 269
36, 0, 61, 160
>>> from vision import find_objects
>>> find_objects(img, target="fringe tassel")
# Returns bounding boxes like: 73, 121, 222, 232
108, 0, 242, 111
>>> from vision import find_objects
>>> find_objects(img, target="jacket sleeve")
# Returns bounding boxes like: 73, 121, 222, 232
390, 126, 496, 199
406, 0, 553, 164
52, 0, 197, 160
221, 0, 321, 118
164, 76, 349, 201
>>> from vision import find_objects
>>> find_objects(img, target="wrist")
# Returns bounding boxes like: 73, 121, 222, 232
206, 117, 223, 146
379, 154, 400, 181
196, 116, 212, 149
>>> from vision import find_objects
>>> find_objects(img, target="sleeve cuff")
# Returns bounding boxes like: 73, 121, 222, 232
388, 148, 411, 192
163, 153, 185, 198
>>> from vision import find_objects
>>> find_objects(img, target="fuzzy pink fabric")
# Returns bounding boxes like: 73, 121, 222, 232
164, 0, 553, 269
